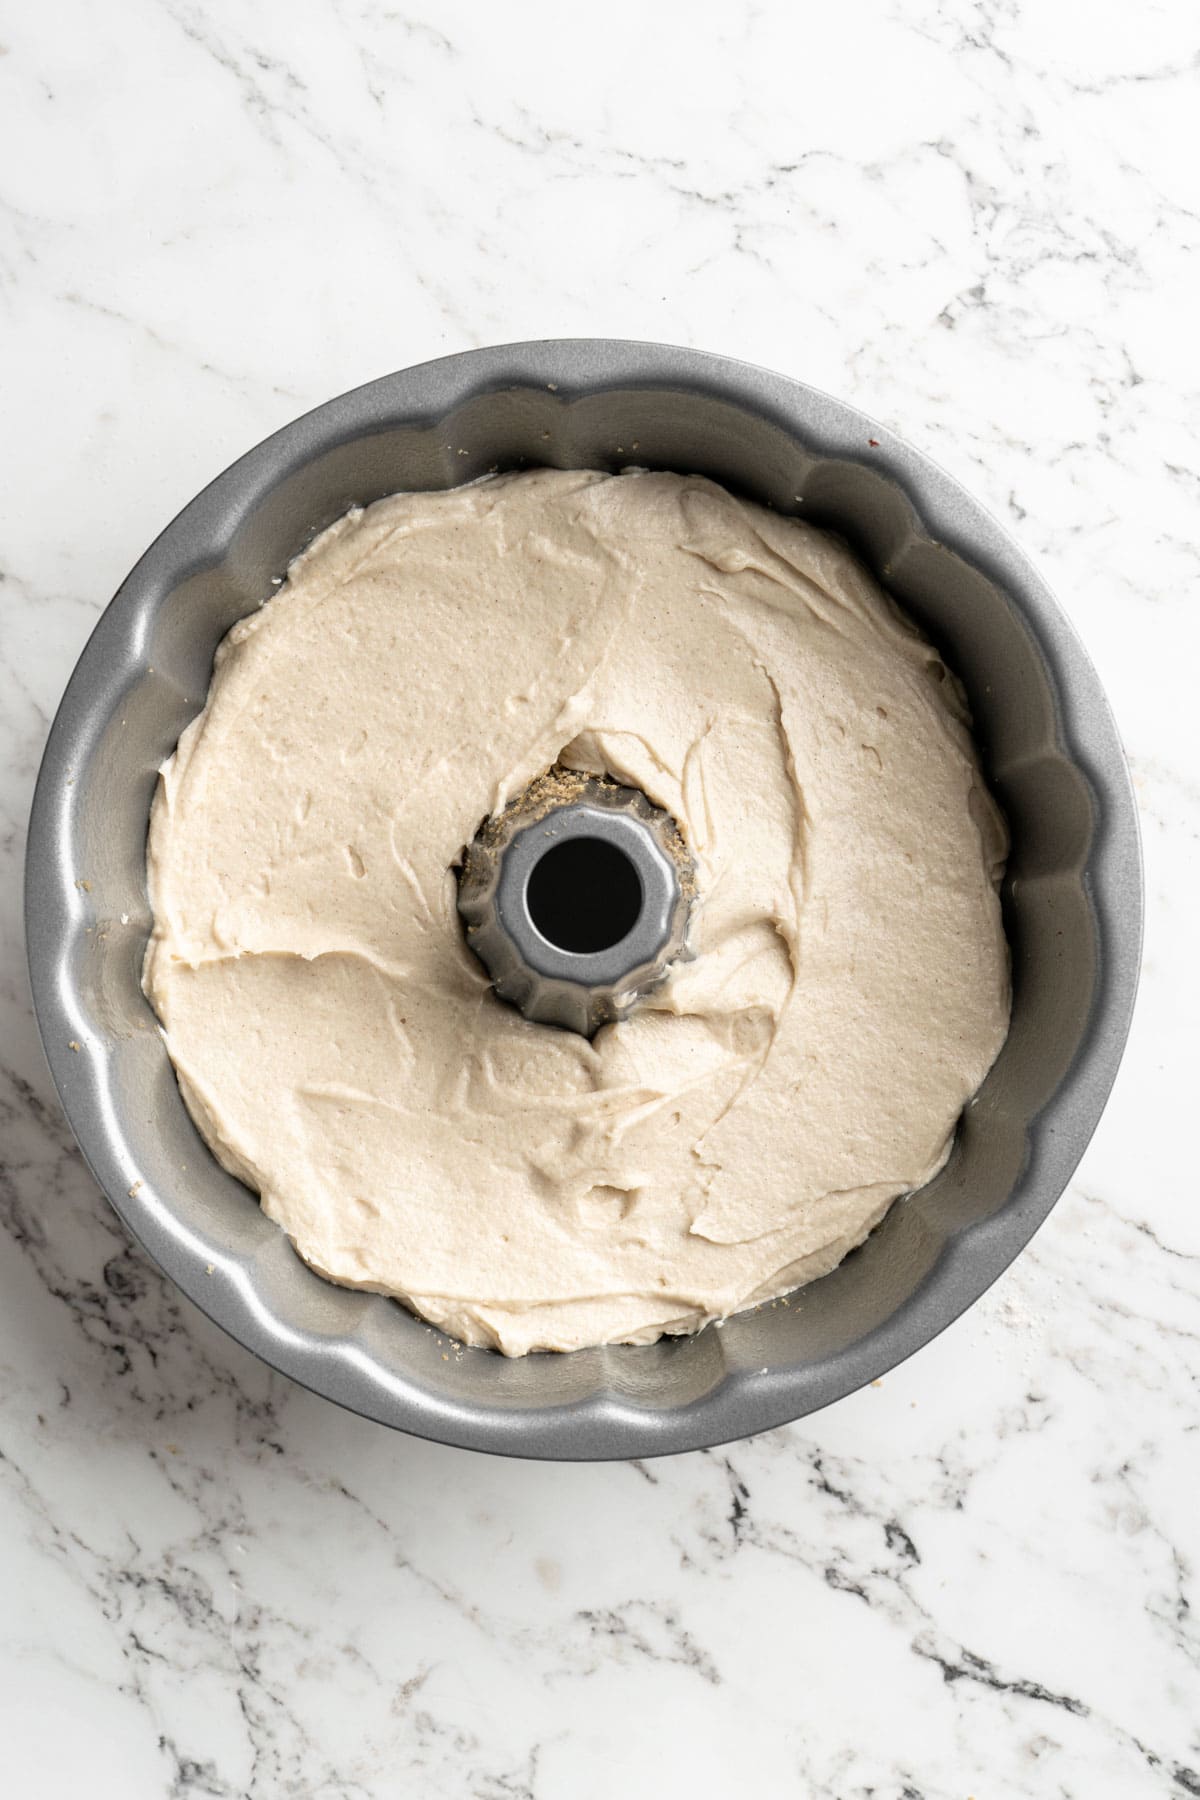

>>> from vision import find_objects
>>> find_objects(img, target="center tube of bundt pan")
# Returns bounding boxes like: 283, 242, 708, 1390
456, 771, 696, 1036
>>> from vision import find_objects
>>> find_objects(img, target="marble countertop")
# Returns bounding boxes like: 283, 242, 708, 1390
2, 2, 1197, 1795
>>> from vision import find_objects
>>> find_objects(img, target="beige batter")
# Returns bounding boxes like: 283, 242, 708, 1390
143, 469, 1010, 1355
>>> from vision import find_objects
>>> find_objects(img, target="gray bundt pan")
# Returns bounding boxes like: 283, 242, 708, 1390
25, 341, 1142, 1459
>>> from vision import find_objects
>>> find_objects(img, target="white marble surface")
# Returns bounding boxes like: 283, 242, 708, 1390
2, 1, 1198, 1794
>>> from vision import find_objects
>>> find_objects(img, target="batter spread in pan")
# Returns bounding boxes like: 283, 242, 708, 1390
144, 470, 1009, 1354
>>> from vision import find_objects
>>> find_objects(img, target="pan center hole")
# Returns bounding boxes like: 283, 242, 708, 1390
526, 836, 643, 955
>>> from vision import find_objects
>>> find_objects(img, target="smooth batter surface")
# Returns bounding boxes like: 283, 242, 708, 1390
144, 470, 1010, 1355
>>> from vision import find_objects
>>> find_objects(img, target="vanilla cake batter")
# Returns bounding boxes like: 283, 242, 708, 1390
143, 469, 1010, 1354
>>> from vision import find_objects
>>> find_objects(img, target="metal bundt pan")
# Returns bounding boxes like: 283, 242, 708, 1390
24, 341, 1143, 1459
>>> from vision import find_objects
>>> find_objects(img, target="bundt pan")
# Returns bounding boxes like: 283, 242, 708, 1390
25, 341, 1142, 1459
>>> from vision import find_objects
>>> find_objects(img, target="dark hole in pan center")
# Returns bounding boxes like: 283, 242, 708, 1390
525, 836, 644, 955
